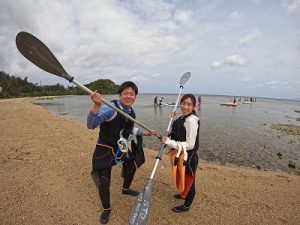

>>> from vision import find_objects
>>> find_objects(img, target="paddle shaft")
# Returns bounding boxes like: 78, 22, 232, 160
128, 85, 184, 225
150, 86, 183, 179
72, 79, 159, 137
128, 71, 190, 225
15, 31, 158, 138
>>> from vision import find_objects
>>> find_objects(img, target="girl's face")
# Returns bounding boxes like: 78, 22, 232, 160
119, 87, 136, 108
180, 97, 195, 116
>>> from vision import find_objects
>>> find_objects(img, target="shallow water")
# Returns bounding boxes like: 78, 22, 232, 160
34, 94, 300, 174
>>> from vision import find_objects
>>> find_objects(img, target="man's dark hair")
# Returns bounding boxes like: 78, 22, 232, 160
118, 81, 138, 95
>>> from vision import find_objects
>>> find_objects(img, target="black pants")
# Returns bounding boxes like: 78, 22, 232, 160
184, 177, 196, 207
97, 160, 136, 209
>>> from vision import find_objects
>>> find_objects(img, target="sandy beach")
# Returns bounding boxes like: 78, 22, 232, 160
0, 99, 299, 225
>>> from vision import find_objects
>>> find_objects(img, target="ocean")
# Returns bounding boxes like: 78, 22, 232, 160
34, 94, 300, 174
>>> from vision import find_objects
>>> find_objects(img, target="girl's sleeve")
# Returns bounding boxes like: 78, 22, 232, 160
184, 115, 199, 150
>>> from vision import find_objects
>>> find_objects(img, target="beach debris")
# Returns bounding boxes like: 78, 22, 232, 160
256, 165, 261, 170
288, 140, 297, 144
271, 124, 300, 136
276, 152, 283, 159
288, 161, 296, 169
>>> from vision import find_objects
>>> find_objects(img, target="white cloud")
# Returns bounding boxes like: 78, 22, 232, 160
266, 81, 280, 85
218, 35, 230, 47
174, 9, 193, 26
241, 76, 253, 82
282, 0, 300, 14
150, 73, 161, 78
210, 55, 249, 69
229, 11, 244, 20
262, 81, 294, 91
224, 55, 249, 66
210, 60, 224, 69
239, 29, 262, 47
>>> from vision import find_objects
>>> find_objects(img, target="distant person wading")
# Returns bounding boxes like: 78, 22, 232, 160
154, 96, 158, 105
159, 97, 164, 106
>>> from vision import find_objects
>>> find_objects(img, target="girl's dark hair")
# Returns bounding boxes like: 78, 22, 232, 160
118, 81, 138, 95
180, 94, 196, 107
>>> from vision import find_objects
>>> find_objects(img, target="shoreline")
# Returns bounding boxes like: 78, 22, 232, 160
1, 99, 299, 225
34, 95, 300, 175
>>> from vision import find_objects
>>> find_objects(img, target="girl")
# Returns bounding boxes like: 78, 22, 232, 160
161, 94, 200, 213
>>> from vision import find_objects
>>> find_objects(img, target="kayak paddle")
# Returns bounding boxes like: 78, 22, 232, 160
128, 72, 191, 225
15, 31, 159, 137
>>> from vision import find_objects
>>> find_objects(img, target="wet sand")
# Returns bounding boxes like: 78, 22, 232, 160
0, 99, 299, 225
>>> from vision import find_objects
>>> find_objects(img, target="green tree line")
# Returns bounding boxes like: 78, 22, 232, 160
0, 71, 119, 98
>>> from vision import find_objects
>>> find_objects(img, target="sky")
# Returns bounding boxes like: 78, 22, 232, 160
0, 0, 299, 99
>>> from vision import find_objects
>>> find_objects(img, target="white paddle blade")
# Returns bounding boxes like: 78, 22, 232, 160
129, 180, 153, 225
179, 72, 191, 87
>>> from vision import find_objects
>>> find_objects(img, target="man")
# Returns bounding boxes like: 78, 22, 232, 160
154, 96, 158, 105
87, 81, 156, 224
159, 97, 164, 106
197, 95, 202, 105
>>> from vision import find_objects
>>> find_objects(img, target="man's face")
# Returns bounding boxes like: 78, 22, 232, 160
119, 87, 136, 108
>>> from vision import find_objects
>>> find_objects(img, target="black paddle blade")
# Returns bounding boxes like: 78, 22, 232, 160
129, 179, 153, 225
16, 31, 73, 82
